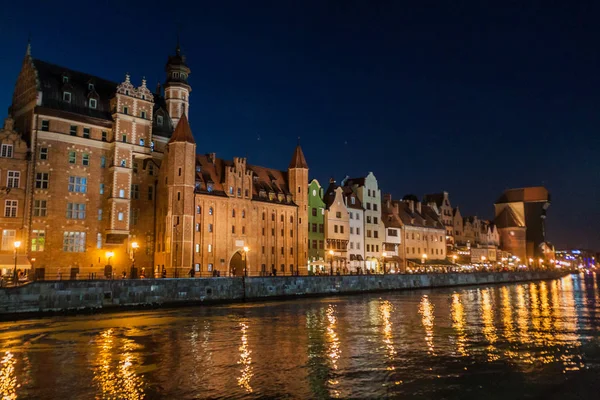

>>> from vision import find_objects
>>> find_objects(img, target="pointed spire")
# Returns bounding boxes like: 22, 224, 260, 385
26, 33, 31, 57
169, 113, 195, 144
288, 144, 308, 169
176, 26, 181, 56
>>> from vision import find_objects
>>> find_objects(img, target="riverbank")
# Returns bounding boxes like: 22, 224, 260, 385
0, 271, 568, 319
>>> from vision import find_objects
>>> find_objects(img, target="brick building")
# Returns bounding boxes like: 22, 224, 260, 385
5, 43, 308, 279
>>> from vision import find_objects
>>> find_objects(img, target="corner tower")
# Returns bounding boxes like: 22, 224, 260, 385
288, 144, 309, 274
159, 113, 196, 277
164, 41, 191, 127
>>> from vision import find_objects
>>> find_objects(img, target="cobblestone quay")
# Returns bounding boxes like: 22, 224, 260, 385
0, 271, 567, 318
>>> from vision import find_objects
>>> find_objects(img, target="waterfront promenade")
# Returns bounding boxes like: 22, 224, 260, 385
0, 270, 567, 318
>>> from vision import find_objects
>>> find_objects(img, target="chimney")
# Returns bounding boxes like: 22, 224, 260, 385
416, 202, 422, 214
383, 193, 392, 205
409, 200, 415, 213
394, 201, 399, 215
3, 117, 14, 131
208, 152, 216, 165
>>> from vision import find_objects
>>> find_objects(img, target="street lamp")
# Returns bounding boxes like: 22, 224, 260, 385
382, 252, 387, 274
421, 253, 427, 264
329, 249, 334, 275
243, 246, 249, 277
131, 242, 139, 279
12, 241, 21, 284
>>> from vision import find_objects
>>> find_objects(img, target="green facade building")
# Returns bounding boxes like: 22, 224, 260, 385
308, 179, 326, 274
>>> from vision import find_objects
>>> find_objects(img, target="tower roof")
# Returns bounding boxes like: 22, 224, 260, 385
288, 145, 308, 169
168, 113, 195, 144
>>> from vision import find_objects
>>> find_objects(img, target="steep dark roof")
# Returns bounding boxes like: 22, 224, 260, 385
168, 113, 195, 144
152, 93, 174, 138
32, 58, 117, 121
343, 177, 366, 187
496, 187, 550, 204
342, 186, 363, 210
323, 181, 340, 209
288, 145, 308, 169
423, 193, 445, 208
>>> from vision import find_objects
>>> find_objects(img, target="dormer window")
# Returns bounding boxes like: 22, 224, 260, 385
207, 183, 213, 192
62, 75, 69, 83
157, 115, 163, 126
63, 92, 71, 103
88, 83, 94, 91
125, 90, 130, 96
89, 98, 97, 109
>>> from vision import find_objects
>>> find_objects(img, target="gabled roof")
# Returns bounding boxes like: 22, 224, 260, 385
342, 186, 363, 210
423, 193, 445, 208
288, 145, 308, 169
168, 113, 195, 144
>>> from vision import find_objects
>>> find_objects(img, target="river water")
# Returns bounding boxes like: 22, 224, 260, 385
1, 273, 599, 399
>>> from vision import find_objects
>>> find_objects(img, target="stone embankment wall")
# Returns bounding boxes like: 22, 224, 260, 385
0, 271, 567, 317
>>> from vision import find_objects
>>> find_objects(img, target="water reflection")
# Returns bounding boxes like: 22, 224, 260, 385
379, 300, 397, 367
0, 351, 18, 400
93, 328, 145, 399
237, 322, 253, 393
418, 295, 435, 355
0, 273, 599, 399
450, 293, 468, 356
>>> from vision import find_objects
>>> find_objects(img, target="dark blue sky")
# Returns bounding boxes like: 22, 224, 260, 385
1, 1, 599, 249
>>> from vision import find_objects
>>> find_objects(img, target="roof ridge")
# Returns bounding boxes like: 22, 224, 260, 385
33, 58, 119, 86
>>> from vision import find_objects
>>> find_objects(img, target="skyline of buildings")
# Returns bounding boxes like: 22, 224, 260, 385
0, 43, 570, 279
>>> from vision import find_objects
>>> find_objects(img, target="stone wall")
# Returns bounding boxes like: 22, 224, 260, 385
0, 271, 567, 317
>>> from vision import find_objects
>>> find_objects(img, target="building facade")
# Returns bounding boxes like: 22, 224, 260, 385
323, 180, 349, 273
423, 191, 454, 251
307, 179, 325, 274
6, 43, 308, 279
381, 194, 402, 273
342, 172, 383, 272
343, 186, 364, 273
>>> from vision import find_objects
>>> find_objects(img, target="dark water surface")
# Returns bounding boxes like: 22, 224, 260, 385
1, 273, 600, 399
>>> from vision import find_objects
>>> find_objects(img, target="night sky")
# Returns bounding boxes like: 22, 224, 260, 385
1, 1, 599, 250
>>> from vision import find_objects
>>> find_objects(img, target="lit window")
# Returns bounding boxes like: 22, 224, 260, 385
209, 207, 213, 215
208, 244, 212, 253
118, 212, 124, 221
96, 233, 102, 249
98, 209, 102, 221
63, 231, 86, 252
195, 244, 200, 253
31, 230, 45, 252
62, 75, 69, 83
68, 151, 76, 164
88, 83, 94, 91
139, 138, 145, 146
0, 144, 13, 158
1, 229, 16, 250
100, 183, 104, 195
119, 189, 125, 198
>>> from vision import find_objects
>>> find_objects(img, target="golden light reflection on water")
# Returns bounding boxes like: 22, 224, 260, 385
237, 322, 253, 393
418, 295, 435, 355
93, 328, 145, 399
0, 351, 18, 400
379, 300, 397, 368
325, 305, 341, 398
500, 287, 515, 343
481, 289, 499, 361
451, 293, 468, 357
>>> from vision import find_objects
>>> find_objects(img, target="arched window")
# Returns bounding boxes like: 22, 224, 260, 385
242, 210, 246, 218
209, 207, 213, 215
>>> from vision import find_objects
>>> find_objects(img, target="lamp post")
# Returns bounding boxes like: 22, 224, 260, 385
421, 253, 427, 264
329, 249, 334, 276
243, 246, 249, 277
106, 251, 114, 279
538, 258, 544, 270
382, 252, 387, 274
131, 242, 139, 279
12, 241, 21, 284
529, 258, 534, 269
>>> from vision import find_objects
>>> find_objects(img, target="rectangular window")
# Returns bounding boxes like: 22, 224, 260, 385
208, 223, 213, 233
388, 229, 398, 237
356, 227, 360, 235
69, 151, 76, 164
98, 209, 103, 221
35, 172, 49, 189
1, 230, 15, 250
4, 200, 17, 217
319, 240, 324, 249
63, 231, 86, 252
123, 106, 129, 115
100, 183, 104, 195
208, 244, 212, 253
63, 92, 71, 103
195, 243, 200, 253
0, 144, 13, 158
68, 176, 87, 193
319, 224, 324, 233
366, 203, 371, 210
374, 231, 379, 238
130, 209, 139, 225
232, 225, 236, 234
312, 240, 317, 249
312, 208, 317, 217
374, 204, 378, 211
31, 230, 45, 252
7, 171, 20, 188
336, 211, 342, 218
148, 164, 154, 176
374, 217, 378, 224
33, 200, 47, 217
70, 125, 77, 136
96, 233, 102, 249
195, 223, 200, 232
66, 203, 86, 219
118, 212, 124, 221
122, 134, 127, 143
367, 230, 372, 238
41, 120, 49, 131
119, 189, 125, 198
367, 216, 372, 224
83, 128, 90, 138
290, 247, 293, 255
89, 98, 97, 109
131, 184, 139, 199
340, 226, 344, 234
350, 227, 354, 234
334, 225, 338, 233
357, 242, 360, 250
312, 223, 317, 233
82, 153, 90, 166
148, 186, 154, 200
157, 115, 163, 126
100, 156, 106, 168
39, 147, 48, 160
141, 111, 147, 119
281, 247, 284, 255
101, 131, 107, 141
350, 242, 354, 249
133, 161, 138, 174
